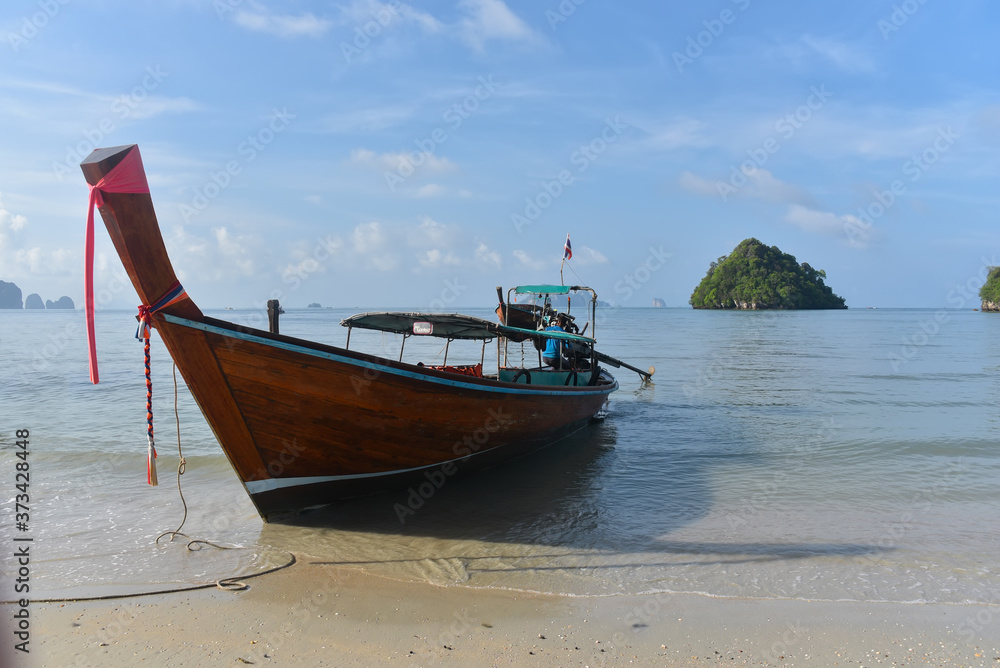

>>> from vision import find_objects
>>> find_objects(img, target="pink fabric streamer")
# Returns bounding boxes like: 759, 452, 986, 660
85, 146, 150, 384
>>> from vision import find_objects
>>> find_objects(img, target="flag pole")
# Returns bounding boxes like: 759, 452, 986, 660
560, 233, 571, 286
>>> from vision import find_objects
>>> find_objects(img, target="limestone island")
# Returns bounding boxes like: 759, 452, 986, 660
0, 280, 22, 308
981, 266, 1000, 312
690, 238, 847, 310
46, 296, 75, 309
0, 279, 76, 309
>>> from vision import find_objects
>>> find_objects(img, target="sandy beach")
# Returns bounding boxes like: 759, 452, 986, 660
10, 555, 996, 667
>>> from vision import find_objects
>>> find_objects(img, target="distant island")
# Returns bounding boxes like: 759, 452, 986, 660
307, 302, 322, 308
981, 266, 1000, 312
0, 280, 75, 309
46, 296, 75, 309
690, 238, 847, 310
0, 280, 22, 308
652, 298, 666, 308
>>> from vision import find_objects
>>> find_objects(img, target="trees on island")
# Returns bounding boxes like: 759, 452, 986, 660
690, 238, 846, 310
980, 266, 1000, 311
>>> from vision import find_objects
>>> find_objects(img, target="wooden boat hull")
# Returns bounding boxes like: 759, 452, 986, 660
81, 145, 618, 521
158, 314, 615, 519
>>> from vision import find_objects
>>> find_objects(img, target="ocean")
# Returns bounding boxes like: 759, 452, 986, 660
1, 306, 998, 605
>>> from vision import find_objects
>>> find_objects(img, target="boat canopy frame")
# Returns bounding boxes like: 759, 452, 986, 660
340, 311, 596, 345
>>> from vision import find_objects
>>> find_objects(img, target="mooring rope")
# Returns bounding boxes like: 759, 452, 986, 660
1, 554, 298, 603
155, 362, 236, 554
144, 330, 157, 486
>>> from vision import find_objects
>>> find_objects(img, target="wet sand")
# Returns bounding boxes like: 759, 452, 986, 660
18, 556, 1000, 667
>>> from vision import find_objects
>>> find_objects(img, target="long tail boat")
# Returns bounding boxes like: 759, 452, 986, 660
81, 145, 647, 521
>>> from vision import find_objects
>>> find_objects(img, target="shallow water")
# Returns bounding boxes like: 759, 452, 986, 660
1, 307, 998, 603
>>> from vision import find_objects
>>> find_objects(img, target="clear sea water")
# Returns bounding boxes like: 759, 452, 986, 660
1, 306, 998, 605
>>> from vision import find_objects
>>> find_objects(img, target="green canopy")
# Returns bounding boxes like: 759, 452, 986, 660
513, 285, 572, 294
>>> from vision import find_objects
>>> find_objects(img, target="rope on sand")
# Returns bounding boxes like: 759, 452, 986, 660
154, 362, 235, 552
1, 363, 296, 605
4, 554, 297, 604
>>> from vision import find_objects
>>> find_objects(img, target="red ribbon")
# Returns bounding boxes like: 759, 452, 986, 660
85, 146, 150, 384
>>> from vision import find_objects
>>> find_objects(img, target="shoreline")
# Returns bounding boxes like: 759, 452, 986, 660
20, 556, 1000, 667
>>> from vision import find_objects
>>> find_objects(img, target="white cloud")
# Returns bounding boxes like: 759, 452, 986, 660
323, 105, 418, 133
679, 171, 721, 197
784, 204, 872, 248
124, 96, 202, 120
573, 246, 609, 266
0, 195, 27, 236
800, 35, 875, 73
352, 221, 397, 270
0, 195, 62, 279
680, 168, 814, 206
633, 117, 711, 151
214, 226, 257, 276
233, 4, 331, 38
418, 248, 462, 268
335, 0, 442, 33
475, 242, 502, 270
456, 0, 540, 51
281, 236, 342, 284
352, 221, 386, 254
409, 216, 451, 246
349, 148, 457, 174
742, 169, 814, 205
512, 249, 549, 271
165, 224, 261, 282
415, 184, 445, 198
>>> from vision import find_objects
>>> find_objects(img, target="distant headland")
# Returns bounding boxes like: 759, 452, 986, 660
981, 266, 1000, 312
0, 280, 75, 309
690, 238, 847, 310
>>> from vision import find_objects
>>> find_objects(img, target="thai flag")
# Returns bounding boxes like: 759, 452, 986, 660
563, 234, 572, 260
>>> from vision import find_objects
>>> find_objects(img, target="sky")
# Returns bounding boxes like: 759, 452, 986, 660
0, 0, 998, 310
